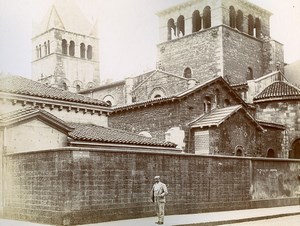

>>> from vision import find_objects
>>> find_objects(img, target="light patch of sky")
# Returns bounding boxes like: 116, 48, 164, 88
0, 0, 299, 82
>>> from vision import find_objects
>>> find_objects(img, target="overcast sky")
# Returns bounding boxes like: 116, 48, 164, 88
0, 0, 299, 82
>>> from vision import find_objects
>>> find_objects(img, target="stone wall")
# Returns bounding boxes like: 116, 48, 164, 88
3, 148, 300, 225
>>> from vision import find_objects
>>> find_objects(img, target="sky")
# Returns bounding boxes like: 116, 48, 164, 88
0, 0, 300, 82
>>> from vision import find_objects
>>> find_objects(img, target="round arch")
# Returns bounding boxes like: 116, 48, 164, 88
235, 145, 244, 156
103, 95, 115, 106
149, 87, 167, 100
290, 138, 300, 159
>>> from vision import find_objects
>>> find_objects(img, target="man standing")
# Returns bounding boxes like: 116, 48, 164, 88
151, 176, 168, 225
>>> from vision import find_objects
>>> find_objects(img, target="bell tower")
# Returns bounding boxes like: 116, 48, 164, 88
156, 0, 284, 84
31, 0, 100, 92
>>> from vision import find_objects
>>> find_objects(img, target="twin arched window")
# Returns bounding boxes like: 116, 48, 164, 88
61, 40, 93, 59
36, 40, 50, 59
229, 6, 261, 38
168, 6, 212, 40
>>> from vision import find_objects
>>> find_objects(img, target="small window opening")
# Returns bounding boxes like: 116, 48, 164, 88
229, 6, 236, 28
62, 39, 67, 54
62, 82, 68, 90
154, 94, 162, 99
236, 10, 243, 32
248, 15, 254, 36
192, 10, 201, 32
87, 45, 92, 59
267, 149, 276, 158
44, 41, 47, 56
224, 99, 230, 107
254, 18, 261, 38
203, 96, 212, 113
80, 43, 85, 58
69, 41, 75, 56
167, 18, 176, 40
236, 149, 243, 156
76, 84, 81, 92
246, 67, 253, 80
203, 6, 211, 29
48, 40, 50, 54
183, 67, 192, 78
106, 100, 112, 106
177, 15, 185, 37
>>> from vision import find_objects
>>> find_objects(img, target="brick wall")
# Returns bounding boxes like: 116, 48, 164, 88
3, 149, 300, 225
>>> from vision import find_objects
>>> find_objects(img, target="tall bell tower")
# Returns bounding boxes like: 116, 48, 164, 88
156, 0, 284, 84
31, 0, 100, 92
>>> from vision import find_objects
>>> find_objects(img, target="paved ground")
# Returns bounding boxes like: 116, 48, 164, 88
0, 205, 299, 226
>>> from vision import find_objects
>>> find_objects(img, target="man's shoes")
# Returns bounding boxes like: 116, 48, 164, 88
155, 222, 163, 225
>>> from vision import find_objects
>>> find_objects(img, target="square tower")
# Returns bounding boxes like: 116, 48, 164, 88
156, 0, 284, 84
31, 0, 100, 92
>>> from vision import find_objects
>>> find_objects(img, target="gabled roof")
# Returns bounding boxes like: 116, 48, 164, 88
0, 75, 109, 107
0, 107, 74, 132
254, 81, 300, 102
189, 105, 263, 130
131, 69, 190, 93
68, 123, 177, 148
33, 0, 95, 37
113, 76, 248, 112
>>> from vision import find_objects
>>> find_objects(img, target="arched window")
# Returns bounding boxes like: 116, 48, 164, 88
183, 67, 192, 78
224, 99, 230, 107
236, 10, 243, 32
44, 41, 47, 56
80, 43, 85, 58
48, 40, 50, 54
62, 39, 67, 54
69, 41, 75, 56
103, 95, 115, 106
229, 6, 236, 28
246, 67, 253, 80
236, 149, 242, 156
62, 82, 68, 90
192, 10, 201, 32
290, 139, 300, 159
177, 15, 185, 37
267, 149, 276, 158
106, 100, 112, 106
248, 15, 254, 36
76, 84, 81, 92
203, 96, 211, 113
87, 45, 92, 59
167, 18, 176, 40
254, 18, 261, 38
203, 6, 211, 29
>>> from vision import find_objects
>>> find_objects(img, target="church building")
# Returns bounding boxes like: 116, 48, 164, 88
31, 0, 100, 92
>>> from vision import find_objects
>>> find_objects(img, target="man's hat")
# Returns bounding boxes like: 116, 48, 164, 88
154, 176, 160, 179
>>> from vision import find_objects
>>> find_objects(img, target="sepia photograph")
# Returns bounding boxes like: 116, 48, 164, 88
0, 0, 300, 225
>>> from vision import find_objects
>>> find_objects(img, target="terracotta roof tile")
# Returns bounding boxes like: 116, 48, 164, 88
254, 81, 300, 101
189, 105, 263, 130
68, 123, 177, 148
0, 75, 109, 107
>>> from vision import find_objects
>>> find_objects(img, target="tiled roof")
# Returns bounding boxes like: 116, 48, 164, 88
0, 107, 73, 131
68, 123, 177, 148
254, 81, 300, 102
189, 105, 263, 130
0, 75, 109, 107
257, 120, 285, 130
113, 76, 247, 112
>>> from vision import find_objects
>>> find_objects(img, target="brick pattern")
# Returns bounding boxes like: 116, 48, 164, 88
4, 149, 300, 225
